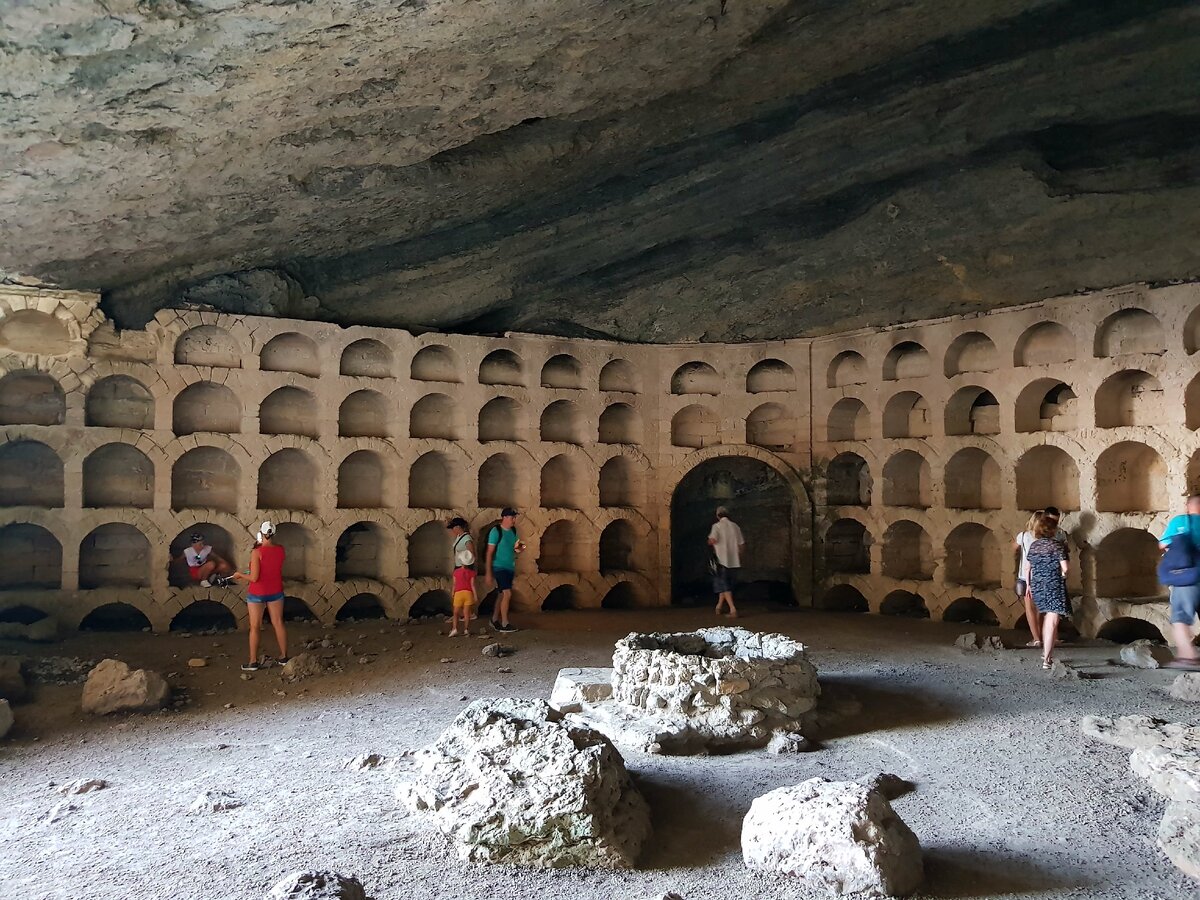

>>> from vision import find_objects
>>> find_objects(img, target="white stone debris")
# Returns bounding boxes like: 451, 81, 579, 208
1119, 640, 1164, 669
265, 870, 368, 900
398, 697, 650, 868
766, 730, 812, 755
58, 778, 108, 795
187, 657, 208, 668
81, 659, 170, 715
481, 643, 514, 658
1170, 673, 1200, 703
549, 667, 615, 713
189, 789, 244, 814
281, 652, 338, 681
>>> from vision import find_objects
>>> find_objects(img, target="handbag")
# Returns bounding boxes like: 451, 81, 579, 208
1158, 517, 1200, 587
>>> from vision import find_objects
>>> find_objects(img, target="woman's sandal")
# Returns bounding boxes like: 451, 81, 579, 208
1026, 640, 1043, 648
1042, 656, 1053, 670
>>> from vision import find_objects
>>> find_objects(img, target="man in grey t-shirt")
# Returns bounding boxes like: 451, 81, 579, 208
707, 506, 745, 618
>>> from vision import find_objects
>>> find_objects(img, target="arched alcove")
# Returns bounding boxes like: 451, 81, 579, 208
1189, 449, 1200, 495
747, 359, 796, 393
882, 392, 931, 439
172, 447, 238, 513
479, 349, 523, 386
170, 600, 237, 633
541, 354, 583, 389
410, 393, 458, 440
283, 597, 317, 622
1014, 321, 1075, 367
599, 457, 642, 508
1097, 617, 1166, 644
168, 525, 235, 586
1095, 308, 1166, 357
817, 584, 869, 612
173, 382, 240, 436
542, 585, 577, 610
411, 345, 461, 383
259, 386, 318, 438
599, 520, 639, 573
827, 351, 867, 388
945, 448, 1001, 510
83, 443, 153, 508
671, 405, 719, 449
670, 361, 720, 395
1187, 374, 1200, 431
338, 450, 389, 509
944, 524, 1000, 587
599, 359, 639, 393
599, 403, 642, 445
336, 522, 384, 581
79, 523, 150, 589
945, 387, 999, 436
261, 333, 320, 376
601, 582, 639, 609
882, 341, 930, 381
1096, 529, 1162, 599
827, 398, 870, 442
0, 524, 61, 589
258, 449, 317, 511
0, 372, 64, 426
408, 451, 455, 509
746, 403, 794, 451
274, 522, 312, 583
479, 397, 523, 442
538, 520, 587, 573
541, 455, 585, 509
479, 453, 520, 509
337, 593, 386, 621
825, 519, 870, 574
540, 400, 583, 445
827, 453, 870, 507
882, 521, 934, 580
409, 590, 452, 618
408, 521, 450, 578
1187, 306, 1200, 355
1015, 380, 1077, 433
880, 590, 929, 618
85, 375, 153, 429
339, 390, 389, 438
944, 332, 998, 377
0, 440, 64, 507
943, 597, 999, 626
79, 603, 152, 632
882, 451, 931, 508
340, 338, 392, 378
0, 309, 71, 355
1096, 370, 1163, 428
1095, 442, 1167, 513
174, 325, 241, 368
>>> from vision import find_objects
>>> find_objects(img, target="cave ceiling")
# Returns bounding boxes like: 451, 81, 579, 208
1, 0, 1199, 342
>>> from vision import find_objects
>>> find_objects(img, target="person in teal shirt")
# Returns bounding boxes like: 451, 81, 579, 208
1160, 495, 1200, 670
486, 508, 523, 632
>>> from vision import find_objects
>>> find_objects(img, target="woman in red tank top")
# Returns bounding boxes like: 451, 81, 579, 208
231, 521, 288, 672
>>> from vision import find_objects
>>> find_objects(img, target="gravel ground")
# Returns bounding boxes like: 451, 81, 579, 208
0, 607, 1196, 900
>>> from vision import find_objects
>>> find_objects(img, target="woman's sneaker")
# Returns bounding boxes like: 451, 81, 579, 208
240, 662, 259, 672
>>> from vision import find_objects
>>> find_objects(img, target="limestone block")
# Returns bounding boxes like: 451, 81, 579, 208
1131, 740, 1200, 805
81, 659, 170, 715
1158, 801, 1200, 881
550, 667, 614, 713
1170, 674, 1200, 703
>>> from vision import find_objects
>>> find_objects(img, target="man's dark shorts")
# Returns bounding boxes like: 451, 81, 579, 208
494, 568, 515, 591
713, 564, 738, 594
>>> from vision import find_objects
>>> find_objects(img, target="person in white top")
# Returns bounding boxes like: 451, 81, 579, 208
172, 532, 234, 588
1012, 507, 1067, 647
707, 506, 745, 618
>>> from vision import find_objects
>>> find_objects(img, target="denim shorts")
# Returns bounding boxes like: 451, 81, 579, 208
1170, 584, 1200, 625
247, 592, 285, 604
493, 568, 515, 591
713, 565, 738, 594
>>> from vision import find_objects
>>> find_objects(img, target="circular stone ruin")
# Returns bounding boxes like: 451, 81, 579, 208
611, 627, 819, 750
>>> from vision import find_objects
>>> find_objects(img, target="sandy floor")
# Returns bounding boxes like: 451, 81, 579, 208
1, 606, 1196, 900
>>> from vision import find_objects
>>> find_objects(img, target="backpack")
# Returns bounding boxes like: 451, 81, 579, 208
1158, 519, 1200, 587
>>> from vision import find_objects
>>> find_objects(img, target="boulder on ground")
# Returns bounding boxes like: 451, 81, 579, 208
0, 657, 27, 702
0, 617, 58, 642
1131, 739, 1200, 806
858, 773, 915, 801
0, 699, 12, 739
189, 789, 244, 814
266, 870, 368, 900
398, 697, 650, 868
81, 659, 169, 715
481, 643, 514, 658
1120, 640, 1165, 669
550, 667, 614, 713
1170, 674, 1200, 703
741, 777, 923, 898
1158, 801, 1200, 881
954, 632, 978, 650
767, 730, 812, 755
281, 652, 338, 681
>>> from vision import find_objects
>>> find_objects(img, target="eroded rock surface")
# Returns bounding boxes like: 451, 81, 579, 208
266, 870, 368, 900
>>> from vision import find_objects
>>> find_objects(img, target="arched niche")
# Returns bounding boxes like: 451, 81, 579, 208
826, 453, 870, 507
945, 448, 1001, 510
670, 361, 720, 395
943, 597, 999, 626
283, 597, 317, 622
340, 338, 392, 378
945, 387, 999, 436
0, 523, 61, 589
339, 390, 389, 438
882, 450, 931, 509
0, 309, 71, 355
880, 590, 929, 618
337, 593, 386, 621
882, 392, 931, 439
746, 403, 794, 451
542, 585, 578, 610
259, 386, 318, 438
747, 359, 795, 393
1014, 321, 1075, 367
408, 590, 452, 618
0, 371, 64, 426
172, 447, 239, 514
599, 403, 642, 445
827, 351, 867, 388
174, 325, 241, 368
258, 449, 317, 511
671, 404, 720, 449
479, 349, 523, 387
1096, 617, 1166, 644
1189, 449, 1200, 495
540, 400, 583, 445
168, 525, 236, 586
538, 519, 587, 573
79, 523, 150, 589
1095, 442, 1167, 513
170, 601, 237, 633
261, 332, 320, 377
1096, 529, 1162, 599
541, 354, 583, 390
411, 345, 461, 383
599, 359, 639, 393
825, 519, 870, 574
336, 522, 384, 581
338, 449, 390, 509
274, 522, 312, 583
601, 582, 640, 609
1095, 308, 1165, 357
600, 456, 642, 508
1187, 306, 1200, 355
1017, 446, 1084, 511
1187, 374, 1200, 431
83, 443, 153, 508
882, 521, 933, 580
817, 584, 868, 613
882, 341, 929, 381
599, 519, 639, 573
1096, 370, 1163, 428
827, 398, 869, 442
944, 523, 1000, 587
479, 453, 520, 509
1015, 379, 1077, 433
0, 440, 64, 507
944, 332, 998, 377
408, 451, 456, 510
173, 382, 240, 436
408, 521, 450, 578
541, 454, 585, 509
80, 603, 152, 632
85, 375, 153, 429
479, 397, 523, 443
410, 393, 459, 440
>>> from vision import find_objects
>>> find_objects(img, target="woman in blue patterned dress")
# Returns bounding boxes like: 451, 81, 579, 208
1022, 513, 1070, 669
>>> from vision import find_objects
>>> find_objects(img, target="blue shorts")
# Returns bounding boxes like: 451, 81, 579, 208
713, 565, 738, 594
1169, 584, 1200, 625
247, 592, 285, 604
493, 568, 515, 591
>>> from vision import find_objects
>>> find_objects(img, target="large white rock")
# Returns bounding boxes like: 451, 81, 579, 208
550, 667, 614, 713
741, 777, 923, 898
1170, 674, 1200, 703
266, 871, 367, 900
0, 699, 12, 739
398, 697, 650, 868
1158, 802, 1200, 881
1131, 739, 1200, 806
81, 659, 169, 715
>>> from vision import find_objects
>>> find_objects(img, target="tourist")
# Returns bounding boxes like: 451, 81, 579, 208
1021, 512, 1070, 669
1158, 494, 1200, 670
172, 532, 235, 588
228, 522, 288, 672
485, 508, 524, 632
1014, 507, 1067, 647
708, 506, 745, 618
446, 517, 476, 637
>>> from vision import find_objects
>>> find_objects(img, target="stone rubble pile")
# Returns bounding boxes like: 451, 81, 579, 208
81, 659, 170, 715
266, 870, 368, 900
